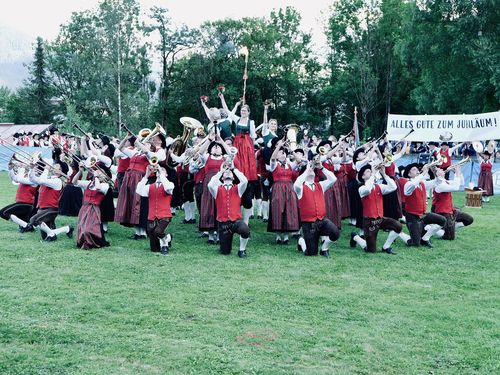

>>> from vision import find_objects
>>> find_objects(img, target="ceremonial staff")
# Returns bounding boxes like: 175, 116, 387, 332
239, 46, 249, 104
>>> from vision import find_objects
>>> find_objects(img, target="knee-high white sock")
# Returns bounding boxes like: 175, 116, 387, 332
159, 236, 168, 247
166, 233, 172, 246
242, 208, 253, 225
183, 203, 191, 220
262, 201, 269, 220
298, 237, 306, 252
283, 233, 289, 241
275, 233, 281, 241
134, 226, 141, 235
435, 229, 445, 238
10, 214, 28, 228
383, 230, 399, 249
52, 225, 70, 236
239, 237, 249, 250
321, 238, 332, 251
354, 234, 367, 249
422, 224, 441, 241
455, 222, 464, 229
102, 222, 108, 232
398, 232, 411, 243
208, 233, 215, 241
256, 199, 262, 216
359, 229, 364, 236
190, 202, 196, 220
40, 222, 55, 237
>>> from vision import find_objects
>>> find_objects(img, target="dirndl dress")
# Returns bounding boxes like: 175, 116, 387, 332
199, 156, 223, 231
267, 164, 299, 232
478, 161, 493, 196
77, 188, 108, 249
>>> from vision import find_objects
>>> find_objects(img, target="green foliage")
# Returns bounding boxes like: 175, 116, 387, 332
0, 86, 13, 122
0, 171, 499, 374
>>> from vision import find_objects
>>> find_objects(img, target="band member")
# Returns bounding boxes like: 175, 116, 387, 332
350, 164, 409, 254
294, 160, 340, 257
136, 165, 174, 255
115, 132, 166, 239
381, 141, 407, 221
1, 165, 37, 230
196, 134, 232, 243
73, 164, 110, 249
59, 158, 83, 216
477, 151, 493, 202
267, 139, 300, 244
114, 135, 135, 190
435, 142, 463, 178
208, 165, 250, 258
430, 165, 473, 240
401, 163, 446, 247
201, 98, 233, 140
220, 94, 258, 224
15, 161, 73, 241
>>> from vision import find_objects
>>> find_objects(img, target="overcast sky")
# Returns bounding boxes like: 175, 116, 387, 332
1, 0, 332, 53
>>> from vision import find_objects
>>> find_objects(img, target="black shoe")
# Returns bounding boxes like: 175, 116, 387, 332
207, 239, 215, 245
350, 232, 357, 248
200, 232, 209, 238
282, 239, 289, 245
250, 215, 254, 219
420, 239, 433, 248
20, 224, 34, 233
238, 250, 247, 258
276, 238, 282, 245
257, 215, 263, 219
297, 242, 303, 253
182, 219, 190, 224
188, 219, 196, 224
292, 233, 300, 239
160, 246, 169, 256
382, 247, 396, 255
262, 218, 268, 223
320, 250, 330, 257
66, 226, 74, 238
45, 235, 57, 242
102, 241, 111, 247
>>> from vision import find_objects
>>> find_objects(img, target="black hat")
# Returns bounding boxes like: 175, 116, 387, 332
316, 140, 332, 155
207, 141, 226, 155
353, 148, 365, 164
293, 148, 305, 155
403, 162, 420, 179
429, 141, 439, 147
440, 142, 451, 147
357, 164, 372, 183
482, 150, 492, 157
55, 160, 69, 175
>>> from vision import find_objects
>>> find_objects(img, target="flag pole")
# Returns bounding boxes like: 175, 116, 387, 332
240, 46, 249, 105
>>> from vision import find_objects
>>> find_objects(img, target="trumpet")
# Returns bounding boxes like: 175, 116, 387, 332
444, 156, 471, 173
223, 147, 238, 169
424, 154, 447, 168
149, 155, 159, 169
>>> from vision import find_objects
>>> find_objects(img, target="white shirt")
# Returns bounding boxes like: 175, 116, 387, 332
136, 174, 174, 197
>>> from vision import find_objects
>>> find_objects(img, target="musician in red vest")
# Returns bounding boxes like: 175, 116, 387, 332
208, 164, 250, 258
293, 159, 340, 257
1, 165, 37, 231
73, 165, 111, 249
430, 165, 473, 240
136, 165, 174, 255
350, 164, 408, 254
15, 161, 74, 241
401, 163, 446, 248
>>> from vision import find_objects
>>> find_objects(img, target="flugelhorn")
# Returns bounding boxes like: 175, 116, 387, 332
444, 156, 471, 173
223, 147, 238, 169
424, 154, 447, 168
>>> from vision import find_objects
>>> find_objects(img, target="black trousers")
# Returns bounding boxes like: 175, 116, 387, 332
194, 183, 203, 213
217, 220, 250, 255
241, 180, 259, 209
438, 210, 474, 240
0, 202, 33, 222
301, 219, 340, 256
362, 217, 402, 253
29, 208, 59, 240
405, 212, 446, 246
147, 218, 171, 252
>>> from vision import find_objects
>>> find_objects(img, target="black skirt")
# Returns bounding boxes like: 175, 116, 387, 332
100, 188, 115, 222
59, 185, 83, 216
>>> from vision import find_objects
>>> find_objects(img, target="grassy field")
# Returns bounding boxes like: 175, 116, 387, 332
0, 171, 498, 374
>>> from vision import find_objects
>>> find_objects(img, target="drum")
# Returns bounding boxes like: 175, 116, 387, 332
464, 188, 483, 208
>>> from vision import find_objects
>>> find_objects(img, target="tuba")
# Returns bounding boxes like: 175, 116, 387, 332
171, 117, 203, 157
141, 123, 166, 144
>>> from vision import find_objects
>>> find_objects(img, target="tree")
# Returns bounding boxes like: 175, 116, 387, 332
29, 37, 53, 123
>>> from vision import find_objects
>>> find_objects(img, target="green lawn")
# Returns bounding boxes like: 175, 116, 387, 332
0, 171, 498, 374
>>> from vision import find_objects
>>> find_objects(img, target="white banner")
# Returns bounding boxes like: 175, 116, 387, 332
386, 111, 500, 142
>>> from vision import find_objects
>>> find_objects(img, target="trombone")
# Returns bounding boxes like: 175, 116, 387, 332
444, 156, 471, 173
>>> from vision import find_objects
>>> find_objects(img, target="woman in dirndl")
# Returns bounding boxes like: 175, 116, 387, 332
115, 133, 166, 239
220, 94, 258, 224
477, 151, 494, 202
267, 139, 299, 244
197, 134, 231, 244
73, 166, 110, 249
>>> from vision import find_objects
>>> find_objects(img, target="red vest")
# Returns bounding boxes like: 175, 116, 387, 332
481, 161, 492, 171
148, 183, 172, 220
16, 184, 37, 205
38, 185, 62, 209
432, 189, 453, 214
216, 185, 242, 222
385, 163, 396, 177
205, 156, 224, 174
128, 154, 149, 172
398, 177, 408, 204
404, 181, 427, 216
439, 149, 451, 169
361, 184, 384, 218
272, 164, 292, 182
83, 188, 105, 205
298, 183, 326, 222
